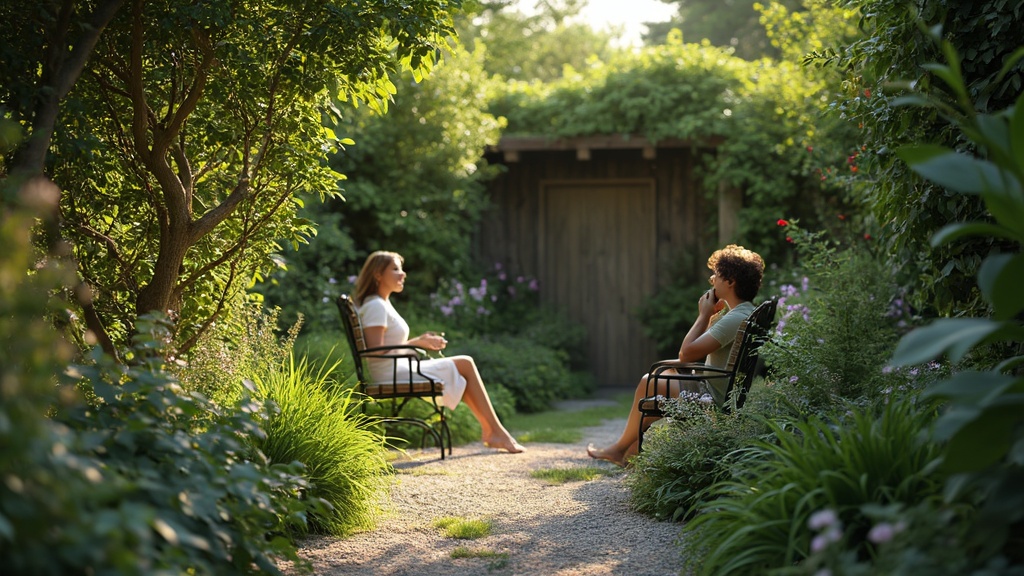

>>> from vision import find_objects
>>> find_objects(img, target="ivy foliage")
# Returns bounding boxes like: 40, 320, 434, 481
490, 25, 858, 272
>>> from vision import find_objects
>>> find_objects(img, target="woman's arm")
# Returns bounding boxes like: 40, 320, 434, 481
363, 326, 445, 351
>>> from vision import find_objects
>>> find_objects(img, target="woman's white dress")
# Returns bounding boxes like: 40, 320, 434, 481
357, 295, 467, 410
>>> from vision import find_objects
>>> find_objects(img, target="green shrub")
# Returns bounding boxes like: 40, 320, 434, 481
175, 304, 301, 407
887, 41, 1024, 567
249, 354, 392, 536
63, 318, 315, 575
1, 189, 314, 574
452, 334, 582, 413
626, 384, 781, 521
761, 223, 909, 411
681, 397, 943, 575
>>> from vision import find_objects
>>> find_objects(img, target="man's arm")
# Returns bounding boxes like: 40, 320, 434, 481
679, 289, 726, 362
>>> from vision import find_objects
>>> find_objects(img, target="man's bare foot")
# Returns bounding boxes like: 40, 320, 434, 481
483, 436, 526, 453
587, 444, 626, 467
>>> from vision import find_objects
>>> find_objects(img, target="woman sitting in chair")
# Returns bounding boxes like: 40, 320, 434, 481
587, 244, 765, 466
353, 250, 525, 454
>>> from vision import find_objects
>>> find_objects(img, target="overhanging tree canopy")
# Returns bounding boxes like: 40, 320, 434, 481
1, 0, 464, 355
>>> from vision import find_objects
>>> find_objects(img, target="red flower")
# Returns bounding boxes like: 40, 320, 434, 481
777, 219, 789, 227
838, 214, 846, 221
786, 236, 794, 243
806, 146, 814, 153
863, 233, 872, 240
850, 165, 859, 173
864, 88, 872, 98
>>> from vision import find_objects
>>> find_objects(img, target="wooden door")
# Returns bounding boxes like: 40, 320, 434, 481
539, 180, 657, 388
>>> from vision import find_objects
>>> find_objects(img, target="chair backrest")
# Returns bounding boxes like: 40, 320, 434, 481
722, 296, 779, 412
336, 294, 368, 383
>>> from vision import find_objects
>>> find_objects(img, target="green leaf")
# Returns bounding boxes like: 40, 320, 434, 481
924, 370, 1017, 406
942, 407, 1014, 473
897, 145, 1002, 194
1013, 94, 1024, 181
891, 318, 1002, 365
979, 252, 1024, 320
930, 221, 1020, 247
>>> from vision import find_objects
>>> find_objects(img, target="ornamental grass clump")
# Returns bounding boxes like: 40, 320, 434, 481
680, 397, 943, 575
250, 354, 392, 536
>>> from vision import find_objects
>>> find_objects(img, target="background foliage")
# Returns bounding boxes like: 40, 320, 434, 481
819, 0, 1024, 316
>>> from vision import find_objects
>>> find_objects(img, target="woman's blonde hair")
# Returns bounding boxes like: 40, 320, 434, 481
353, 251, 403, 305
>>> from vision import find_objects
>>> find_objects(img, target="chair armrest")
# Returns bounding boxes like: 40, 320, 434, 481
644, 362, 732, 397
648, 360, 732, 378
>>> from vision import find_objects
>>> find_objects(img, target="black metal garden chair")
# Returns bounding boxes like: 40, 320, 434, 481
636, 296, 779, 451
336, 294, 452, 459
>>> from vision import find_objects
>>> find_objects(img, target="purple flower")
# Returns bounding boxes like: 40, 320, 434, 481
347, 275, 357, 284
328, 277, 337, 284
516, 276, 525, 283
507, 286, 517, 297
494, 262, 503, 271
441, 305, 453, 317
529, 278, 539, 291
801, 276, 809, 292
476, 306, 489, 316
789, 375, 799, 383
808, 509, 838, 530
450, 296, 463, 306
867, 522, 897, 544
498, 272, 507, 281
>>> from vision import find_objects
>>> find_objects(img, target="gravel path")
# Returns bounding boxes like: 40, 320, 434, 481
296, 399, 687, 576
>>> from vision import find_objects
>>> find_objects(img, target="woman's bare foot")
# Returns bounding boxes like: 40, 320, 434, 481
587, 444, 627, 467
483, 436, 526, 453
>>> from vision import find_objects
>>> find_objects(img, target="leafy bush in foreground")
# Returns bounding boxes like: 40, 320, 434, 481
626, 396, 772, 522
1, 182, 314, 575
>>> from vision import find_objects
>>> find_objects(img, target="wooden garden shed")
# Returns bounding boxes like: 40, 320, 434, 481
476, 134, 738, 388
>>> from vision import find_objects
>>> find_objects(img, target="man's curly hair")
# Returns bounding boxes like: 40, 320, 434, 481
708, 244, 764, 301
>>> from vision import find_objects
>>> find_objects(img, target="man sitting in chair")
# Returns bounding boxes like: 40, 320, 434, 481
587, 244, 765, 466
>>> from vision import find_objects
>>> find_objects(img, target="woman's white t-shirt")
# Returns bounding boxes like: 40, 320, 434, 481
357, 295, 467, 410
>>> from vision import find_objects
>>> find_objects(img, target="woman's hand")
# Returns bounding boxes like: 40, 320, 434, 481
421, 331, 447, 352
